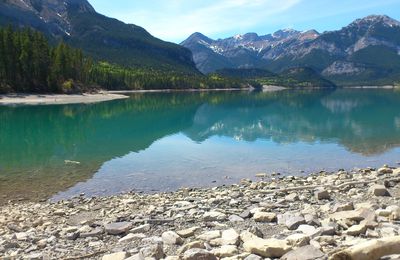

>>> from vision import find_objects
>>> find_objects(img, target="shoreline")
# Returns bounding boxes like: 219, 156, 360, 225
0, 93, 129, 105
108, 88, 249, 94
1, 165, 400, 259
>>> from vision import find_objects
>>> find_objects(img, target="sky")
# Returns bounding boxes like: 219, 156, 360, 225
88, 0, 400, 43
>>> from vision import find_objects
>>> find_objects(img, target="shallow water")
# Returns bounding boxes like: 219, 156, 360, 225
1, 89, 400, 202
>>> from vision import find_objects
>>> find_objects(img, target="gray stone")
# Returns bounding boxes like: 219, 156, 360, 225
140, 243, 164, 259
203, 211, 227, 222
281, 245, 326, 260
369, 184, 391, 197
105, 222, 133, 235
183, 248, 217, 260
162, 231, 183, 245
286, 216, 306, 230
314, 188, 330, 200
130, 224, 151, 234
229, 215, 244, 222
102, 252, 128, 260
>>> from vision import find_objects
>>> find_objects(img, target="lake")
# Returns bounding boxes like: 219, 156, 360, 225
1, 89, 400, 203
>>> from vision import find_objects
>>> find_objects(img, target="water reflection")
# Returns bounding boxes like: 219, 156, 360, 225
1, 89, 400, 202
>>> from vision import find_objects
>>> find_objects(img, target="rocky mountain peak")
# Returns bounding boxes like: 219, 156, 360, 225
182, 32, 213, 45
350, 14, 400, 28
272, 28, 300, 39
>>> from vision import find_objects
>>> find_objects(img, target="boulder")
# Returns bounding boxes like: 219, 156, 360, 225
314, 188, 330, 200
286, 216, 306, 230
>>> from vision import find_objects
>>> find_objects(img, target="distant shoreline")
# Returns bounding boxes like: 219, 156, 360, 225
108, 88, 248, 94
0, 93, 129, 105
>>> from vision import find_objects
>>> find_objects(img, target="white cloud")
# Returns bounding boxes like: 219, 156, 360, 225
114, 0, 302, 42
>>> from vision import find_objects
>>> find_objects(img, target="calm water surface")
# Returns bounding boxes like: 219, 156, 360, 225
1, 89, 400, 202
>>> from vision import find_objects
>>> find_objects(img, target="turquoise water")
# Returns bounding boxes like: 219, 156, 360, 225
1, 89, 400, 201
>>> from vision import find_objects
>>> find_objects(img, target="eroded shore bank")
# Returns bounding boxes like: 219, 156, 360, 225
1, 166, 400, 260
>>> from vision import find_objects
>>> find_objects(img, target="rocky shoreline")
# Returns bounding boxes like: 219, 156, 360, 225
1, 166, 400, 260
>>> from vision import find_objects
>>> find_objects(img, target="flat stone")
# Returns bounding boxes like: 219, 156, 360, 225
281, 245, 325, 260
243, 237, 292, 258
229, 215, 244, 222
102, 252, 128, 260
285, 193, 299, 202
212, 245, 238, 258
369, 184, 391, 197
178, 241, 205, 254
104, 222, 132, 235
286, 233, 310, 247
345, 224, 367, 236
130, 224, 151, 233
253, 212, 277, 223
297, 225, 318, 236
80, 227, 103, 238
197, 230, 221, 241
162, 231, 183, 245
177, 227, 200, 238
203, 211, 227, 222
183, 248, 217, 260
333, 202, 354, 212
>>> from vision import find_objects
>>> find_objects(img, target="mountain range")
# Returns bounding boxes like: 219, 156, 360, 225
181, 15, 400, 85
0, 0, 198, 73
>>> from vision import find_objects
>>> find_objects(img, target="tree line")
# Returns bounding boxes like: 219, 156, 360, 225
0, 26, 251, 94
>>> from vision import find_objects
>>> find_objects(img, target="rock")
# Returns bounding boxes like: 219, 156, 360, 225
239, 210, 252, 219
178, 241, 205, 254
183, 248, 217, 260
377, 167, 393, 174
314, 188, 330, 200
286, 216, 306, 230
162, 231, 183, 245
281, 245, 325, 260
285, 193, 299, 202
286, 234, 310, 247
345, 224, 367, 236
243, 237, 292, 258
104, 222, 133, 235
212, 245, 238, 258
244, 254, 263, 260
130, 224, 151, 233
102, 252, 128, 260
203, 211, 227, 222
198, 230, 221, 241
177, 227, 200, 238
221, 229, 240, 245
15, 232, 28, 241
80, 227, 103, 238
253, 212, 277, 222
125, 254, 144, 260
297, 225, 318, 236
229, 215, 244, 222
333, 202, 354, 212
369, 184, 391, 197
119, 233, 144, 243
140, 243, 164, 259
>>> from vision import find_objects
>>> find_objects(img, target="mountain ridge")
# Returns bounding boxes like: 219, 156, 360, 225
181, 15, 400, 85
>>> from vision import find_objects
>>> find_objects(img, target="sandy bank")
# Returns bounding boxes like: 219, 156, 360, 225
262, 85, 287, 92
0, 93, 129, 105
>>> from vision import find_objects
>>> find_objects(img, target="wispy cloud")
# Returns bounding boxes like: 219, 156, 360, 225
114, 0, 301, 42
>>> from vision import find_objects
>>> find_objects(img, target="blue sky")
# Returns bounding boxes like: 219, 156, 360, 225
89, 0, 400, 43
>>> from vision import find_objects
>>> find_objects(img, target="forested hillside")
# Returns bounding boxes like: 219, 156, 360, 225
0, 27, 250, 94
